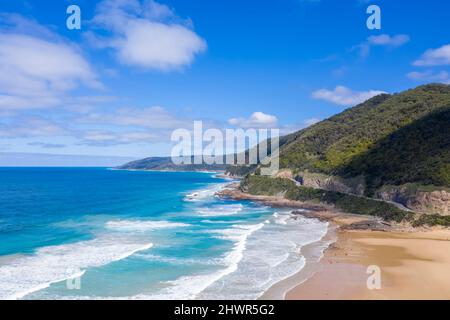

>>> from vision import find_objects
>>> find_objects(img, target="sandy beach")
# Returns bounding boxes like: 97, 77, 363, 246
218, 185, 450, 300
285, 227, 450, 300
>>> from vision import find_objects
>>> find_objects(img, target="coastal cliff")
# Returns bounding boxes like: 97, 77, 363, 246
287, 170, 365, 196
276, 170, 449, 216
376, 185, 450, 216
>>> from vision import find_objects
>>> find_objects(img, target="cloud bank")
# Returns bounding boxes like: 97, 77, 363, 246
0, 15, 101, 111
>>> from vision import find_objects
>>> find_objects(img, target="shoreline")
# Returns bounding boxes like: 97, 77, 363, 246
259, 222, 338, 300
217, 183, 450, 300
112, 168, 225, 174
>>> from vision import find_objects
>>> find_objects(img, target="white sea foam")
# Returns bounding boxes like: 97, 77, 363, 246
184, 183, 228, 202
197, 204, 244, 216
213, 223, 265, 267
273, 211, 293, 225
200, 219, 238, 224
0, 237, 153, 300
144, 216, 328, 300
134, 201, 328, 300
139, 223, 265, 300
134, 253, 223, 267
105, 220, 190, 232
196, 214, 328, 300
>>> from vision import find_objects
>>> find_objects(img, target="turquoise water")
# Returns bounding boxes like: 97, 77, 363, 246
0, 168, 328, 300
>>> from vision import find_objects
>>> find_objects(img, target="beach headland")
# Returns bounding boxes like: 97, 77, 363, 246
217, 183, 450, 300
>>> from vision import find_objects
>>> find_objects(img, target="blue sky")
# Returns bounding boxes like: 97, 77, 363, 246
0, 0, 449, 165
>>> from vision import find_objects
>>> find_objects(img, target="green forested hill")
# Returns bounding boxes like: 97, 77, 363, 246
120, 84, 450, 194
237, 84, 450, 223
339, 107, 450, 194
278, 84, 450, 191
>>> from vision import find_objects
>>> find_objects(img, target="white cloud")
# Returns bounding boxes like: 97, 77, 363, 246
117, 21, 206, 70
228, 112, 278, 129
78, 130, 160, 146
356, 34, 409, 58
0, 117, 68, 138
414, 44, 450, 66
0, 17, 101, 111
0, 13, 56, 39
78, 106, 190, 130
90, 0, 206, 71
74, 105, 211, 145
27, 142, 66, 149
0, 94, 61, 111
407, 70, 450, 84
312, 86, 386, 106
367, 34, 410, 47
65, 95, 117, 110
0, 102, 219, 147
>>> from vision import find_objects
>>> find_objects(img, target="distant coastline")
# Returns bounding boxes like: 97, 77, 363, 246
113, 167, 227, 175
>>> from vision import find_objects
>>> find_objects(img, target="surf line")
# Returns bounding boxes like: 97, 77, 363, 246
174, 304, 208, 318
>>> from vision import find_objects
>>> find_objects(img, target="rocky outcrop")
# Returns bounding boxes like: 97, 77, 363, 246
376, 185, 450, 216
272, 170, 449, 216
293, 171, 366, 196
273, 169, 295, 180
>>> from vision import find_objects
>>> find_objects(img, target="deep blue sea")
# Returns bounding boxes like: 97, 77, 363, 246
0, 167, 328, 300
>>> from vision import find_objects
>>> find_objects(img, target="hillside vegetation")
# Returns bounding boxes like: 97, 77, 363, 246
278, 84, 450, 193
238, 84, 450, 224
339, 107, 450, 195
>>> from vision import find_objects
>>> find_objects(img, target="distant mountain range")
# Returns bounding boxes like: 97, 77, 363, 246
117, 156, 228, 172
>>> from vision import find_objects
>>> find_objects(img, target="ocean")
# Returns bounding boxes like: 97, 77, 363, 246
0, 167, 329, 300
